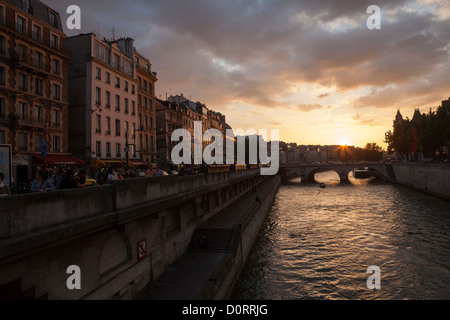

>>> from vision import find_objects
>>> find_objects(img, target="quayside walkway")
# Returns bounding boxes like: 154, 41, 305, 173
136, 175, 280, 300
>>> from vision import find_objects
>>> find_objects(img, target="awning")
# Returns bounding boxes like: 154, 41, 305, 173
128, 159, 147, 167
100, 159, 124, 165
32, 154, 85, 166
90, 158, 107, 168
12, 154, 30, 166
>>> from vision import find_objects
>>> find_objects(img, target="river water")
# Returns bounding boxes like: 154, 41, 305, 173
232, 171, 450, 300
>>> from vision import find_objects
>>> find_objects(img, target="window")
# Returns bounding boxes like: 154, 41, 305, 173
33, 105, 42, 125
95, 87, 101, 105
33, 24, 42, 42
0, 35, 6, 55
52, 135, 60, 152
34, 51, 43, 69
35, 78, 43, 96
131, 84, 135, 94
18, 133, 28, 151
0, 97, 5, 118
113, 54, 120, 70
52, 109, 60, 127
18, 44, 27, 61
53, 84, 60, 100
138, 94, 141, 107
0, 66, 5, 86
19, 73, 27, 91
18, 102, 27, 120
106, 142, 111, 158
124, 98, 129, 114
151, 136, 154, 153
116, 143, 121, 158
106, 117, 111, 135
105, 91, 110, 109
52, 59, 60, 75
95, 67, 101, 80
34, 134, 42, 152
115, 119, 120, 136
96, 141, 102, 157
124, 81, 129, 92
96, 114, 101, 134
17, 16, 27, 35
131, 101, 136, 115
115, 95, 120, 111
115, 77, 120, 88
48, 11, 58, 29
0, 130, 5, 145
105, 72, 110, 84
50, 34, 59, 50
22, 0, 33, 14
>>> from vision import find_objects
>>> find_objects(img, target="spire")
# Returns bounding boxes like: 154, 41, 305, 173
395, 109, 403, 125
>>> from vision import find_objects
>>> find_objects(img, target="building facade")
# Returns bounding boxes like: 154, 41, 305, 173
0, 0, 71, 184
67, 33, 158, 169
135, 49, 157, 164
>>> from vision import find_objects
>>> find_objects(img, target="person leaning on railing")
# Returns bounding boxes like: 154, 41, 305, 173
30, 169, 55, 193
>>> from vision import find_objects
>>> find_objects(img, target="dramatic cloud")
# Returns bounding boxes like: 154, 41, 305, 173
45, 0, 450, 146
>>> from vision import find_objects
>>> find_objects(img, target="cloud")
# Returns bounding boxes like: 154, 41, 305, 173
296, 103, 324, 112
43, 0, 450, 144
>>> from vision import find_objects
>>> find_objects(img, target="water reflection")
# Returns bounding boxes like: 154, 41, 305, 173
233, 179, 450, 300
314, 170, 340, 186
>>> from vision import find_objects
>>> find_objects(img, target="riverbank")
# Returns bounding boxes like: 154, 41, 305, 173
135, 174, 281, 300
389, 162, 450, 200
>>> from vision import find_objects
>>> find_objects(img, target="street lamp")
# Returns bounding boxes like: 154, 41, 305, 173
91, 105, 103, 113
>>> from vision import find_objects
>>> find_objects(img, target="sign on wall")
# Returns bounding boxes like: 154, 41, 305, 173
137, 239, 148, 262
0, 145, 12, 187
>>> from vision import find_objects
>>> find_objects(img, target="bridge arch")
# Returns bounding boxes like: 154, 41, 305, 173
99, 232, 132, 276
305, 168, 343, 183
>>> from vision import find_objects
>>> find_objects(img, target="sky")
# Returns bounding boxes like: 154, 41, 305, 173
44, 0, 450, 148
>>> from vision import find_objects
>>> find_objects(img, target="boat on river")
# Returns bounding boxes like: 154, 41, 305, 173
352, 167, 372, 179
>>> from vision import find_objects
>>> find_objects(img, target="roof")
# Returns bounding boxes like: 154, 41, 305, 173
4, 0, 64, 32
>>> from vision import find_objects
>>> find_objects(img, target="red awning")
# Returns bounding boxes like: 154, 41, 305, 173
32, 154, 85, 166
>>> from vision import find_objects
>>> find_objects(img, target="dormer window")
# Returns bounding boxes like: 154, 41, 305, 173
22, 0, 33, 14
48, 11, 58, 28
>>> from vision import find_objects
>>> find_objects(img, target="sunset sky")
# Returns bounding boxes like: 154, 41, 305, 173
45, 0, 450, 148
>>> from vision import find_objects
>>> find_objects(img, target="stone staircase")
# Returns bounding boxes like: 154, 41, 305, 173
188, 228, 234, 253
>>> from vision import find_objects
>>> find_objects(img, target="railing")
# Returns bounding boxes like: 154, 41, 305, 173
0, 18, 69, 56
12, 53, 51, 74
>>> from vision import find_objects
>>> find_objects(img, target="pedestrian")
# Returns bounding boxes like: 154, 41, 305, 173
0, 172, 11, 196
60, 169, 77, 190
76, 169, 87, 188
30, 170, 55, 193
52, 167, 64, 190
146, 166, 154, 177
107, 167, 115, 180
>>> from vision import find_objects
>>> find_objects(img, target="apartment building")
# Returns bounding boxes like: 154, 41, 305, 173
135, 49, 157, 164
0, 0, 71, 183
67, 33, 144, 167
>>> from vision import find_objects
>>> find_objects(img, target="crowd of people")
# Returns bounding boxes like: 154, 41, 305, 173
3, 163, 205, 196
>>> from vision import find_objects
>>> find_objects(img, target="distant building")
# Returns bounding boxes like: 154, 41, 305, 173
135, 49, 157, 164
0, 0, 72, 183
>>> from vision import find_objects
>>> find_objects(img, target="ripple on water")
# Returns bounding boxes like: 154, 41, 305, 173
233, 180, 450, 300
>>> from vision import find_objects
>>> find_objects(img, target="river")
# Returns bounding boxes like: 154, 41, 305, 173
232, 171, 450, 300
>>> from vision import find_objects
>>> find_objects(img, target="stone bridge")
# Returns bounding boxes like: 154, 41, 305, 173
280, 163, 386, 182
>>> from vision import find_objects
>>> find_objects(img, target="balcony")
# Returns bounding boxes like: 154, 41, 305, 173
12, 53, 51, 75
0, 18, 69, 56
